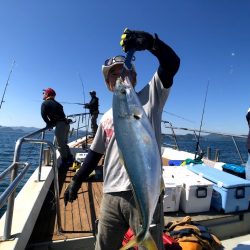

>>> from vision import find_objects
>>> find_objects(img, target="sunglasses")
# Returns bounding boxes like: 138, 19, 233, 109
104, 55, 135, 67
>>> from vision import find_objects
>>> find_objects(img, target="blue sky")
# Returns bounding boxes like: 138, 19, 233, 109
0, 0, 249, 135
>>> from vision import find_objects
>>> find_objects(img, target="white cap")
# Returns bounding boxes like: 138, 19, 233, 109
102, 56, 135, 81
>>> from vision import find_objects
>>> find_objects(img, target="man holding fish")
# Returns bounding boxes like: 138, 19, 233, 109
64, 28, 180, 250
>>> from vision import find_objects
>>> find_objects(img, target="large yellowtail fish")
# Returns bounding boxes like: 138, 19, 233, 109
113, 76, 162, 250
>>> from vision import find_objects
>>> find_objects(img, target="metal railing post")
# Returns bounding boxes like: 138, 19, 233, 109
38, 131, 45, 182
214, 149, 220, 162
22, 139, 62, 232
46, 141, 62, 232
3, 137, 23, 240
0, 163, 30, 210
163, 121, 179, 150
1, 128, 63, 240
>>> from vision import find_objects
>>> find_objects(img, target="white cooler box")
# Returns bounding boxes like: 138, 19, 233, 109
75, 152, 88, 162
163, 166, 213, 213
187, 164, 250, 213
162, 167, 182, 212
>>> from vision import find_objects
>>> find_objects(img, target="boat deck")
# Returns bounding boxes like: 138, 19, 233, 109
26, 138, 250, 249
28, 137, 104, 245
28, 166, 250, 246
28, 166, 103, 244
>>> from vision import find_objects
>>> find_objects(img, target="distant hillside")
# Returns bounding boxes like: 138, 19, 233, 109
0, 126, 40, 133
203, 133, 246, 142
162, 132, 247, 142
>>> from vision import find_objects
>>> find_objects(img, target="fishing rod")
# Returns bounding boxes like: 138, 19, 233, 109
78, 73, 89, 142
0, 60, 16, 110
78, 73, 86, 105
194, 81, 210, 160
59, 101, 84, 105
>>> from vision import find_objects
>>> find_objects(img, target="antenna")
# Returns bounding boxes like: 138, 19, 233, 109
0, 60, 16, 110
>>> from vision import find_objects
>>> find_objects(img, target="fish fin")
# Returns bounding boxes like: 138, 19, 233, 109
119, 157, 125, 166
132, 107, 143, 120
142, 232, 158, 250
120, 233, 158, 250
119, 237, 138, 250
160, 177, 165, 193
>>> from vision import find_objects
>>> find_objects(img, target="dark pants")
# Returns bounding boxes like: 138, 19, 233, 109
247, 130, 250, 154
55, 121, 71, 160
91, 112, 98, 134
95, 191, 164, 250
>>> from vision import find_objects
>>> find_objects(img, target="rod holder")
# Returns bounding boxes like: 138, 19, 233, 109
207, 147, 211, 160
43, 148, 51, 166
215, 149, 220, 162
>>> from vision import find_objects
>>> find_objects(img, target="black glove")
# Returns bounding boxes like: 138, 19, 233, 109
120, 28, 154, 52
64, 179, 81, 206
45, 124, 53, 130
67, 118, 73, 124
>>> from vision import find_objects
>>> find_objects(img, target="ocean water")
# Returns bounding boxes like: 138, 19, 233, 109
0, 130, 248, 218
0, 131, 54, 217
162, 136, 249, 165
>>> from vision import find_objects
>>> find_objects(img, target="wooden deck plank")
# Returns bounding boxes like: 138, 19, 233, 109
78, 184, 89, 232
28, 166, 103, 244
27, 136, 104, 244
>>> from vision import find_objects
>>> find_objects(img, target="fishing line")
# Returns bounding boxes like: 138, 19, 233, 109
78, 73, 89, 137
194, 81, 210, 160
32, 99, 84, 106
163, 110, 194, 123
59, 101, 84, 105
0, 60, 16, 110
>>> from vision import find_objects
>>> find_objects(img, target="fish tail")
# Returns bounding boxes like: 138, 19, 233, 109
142, 232, 158, 250
160, 177, 165, 192
120, 232, 158, 250
120, 237, 137, 250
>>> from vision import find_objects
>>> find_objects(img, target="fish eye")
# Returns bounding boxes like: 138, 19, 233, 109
120, 88, 126, 94
133, 114, 141, 120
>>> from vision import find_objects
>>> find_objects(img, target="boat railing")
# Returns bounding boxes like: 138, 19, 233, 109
0, 127, 62, 241
0, 112, 100, 241
67, 112, 90, 140
67, 111, 103, 142
162, 120, 247, 164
